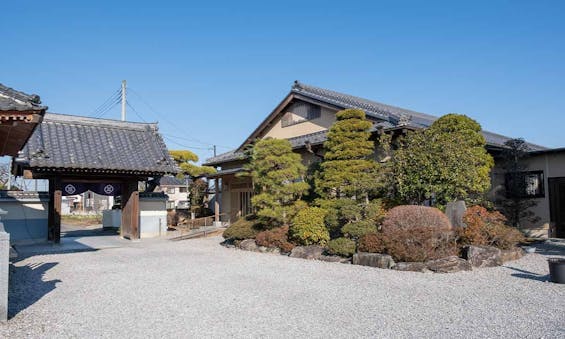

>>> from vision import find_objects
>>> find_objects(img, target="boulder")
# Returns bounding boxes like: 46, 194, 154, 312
500, 247, 525, 262
352, 252, 395, 269
319, 255, 350, 264
394, 262, 430, 273
445, 200, 467, 228
257, 246, 281, 255
426, 256, 472, 273
463, 245, 502, 268
238, 239, 259, 252
289, 245, 325, 260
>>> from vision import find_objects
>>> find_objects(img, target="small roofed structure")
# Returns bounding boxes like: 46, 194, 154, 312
13, 113, 178, 242
0, 83, 47, 156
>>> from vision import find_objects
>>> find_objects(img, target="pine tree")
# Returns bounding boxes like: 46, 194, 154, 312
497, 138, 540, 227
246, 138, 309, 227
315, 109, 378, 202
169, 150, 216, 178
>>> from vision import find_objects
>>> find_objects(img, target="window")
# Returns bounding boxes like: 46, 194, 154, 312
166, 187, 175, 194
505, 171, 544, 198
166, 200, 175, 209
179, 187, 188, 193
281, 102, 321, 127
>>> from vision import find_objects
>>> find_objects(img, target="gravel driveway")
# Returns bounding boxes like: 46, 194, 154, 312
2, 236, 564, 338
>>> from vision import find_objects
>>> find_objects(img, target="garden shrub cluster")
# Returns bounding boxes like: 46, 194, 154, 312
341, 220, 377, 239
327, 238, 356, 257
255, 225, 294, 253
290, 207, 330, 246
222, 216, 263, 240
458, 206, 525, 250
221, 110, 526, 266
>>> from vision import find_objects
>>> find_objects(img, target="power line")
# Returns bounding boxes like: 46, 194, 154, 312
128, 87, 231, 148
162, 135, 214, 151
124, 99, 217, 152
126, 100, 147, 122
89, 89, 121, 118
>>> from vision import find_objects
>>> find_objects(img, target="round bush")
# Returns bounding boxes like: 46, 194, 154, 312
379, 205, 456, 262
382, 205, 452, 232
341, 220, 377, 239
255, 225, 294, 253
290, 207, 330, 246
327, 237, 356, 257
222, 216, 262, 240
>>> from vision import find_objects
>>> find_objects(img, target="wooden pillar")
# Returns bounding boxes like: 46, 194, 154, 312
48, 177, 62, 243
214, 178, 220, 224
121, 181, 139, 240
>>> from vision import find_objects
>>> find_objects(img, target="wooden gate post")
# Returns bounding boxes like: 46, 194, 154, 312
121, 181, 140, 240
48, 178, 62, 243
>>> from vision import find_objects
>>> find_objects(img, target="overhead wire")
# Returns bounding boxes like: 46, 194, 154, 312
127, 87, 233, 149
124, 98, 216, 153
89, 89, 121, 118
126, 100, 147, 122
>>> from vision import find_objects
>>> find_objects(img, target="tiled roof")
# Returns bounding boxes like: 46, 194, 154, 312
204, 81, 547, 166
159, 175, 186, 186
291, 81, 437, 128
16, 113, 178, 175
0, 83, 47, 112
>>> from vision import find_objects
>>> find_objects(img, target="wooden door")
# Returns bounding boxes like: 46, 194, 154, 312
549, 177, 565, 238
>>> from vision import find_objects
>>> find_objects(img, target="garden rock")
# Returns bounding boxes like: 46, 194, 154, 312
394, 262, 430, 273
289, 245, 324, 260
426, 256, 472, 273
319, 255, 350, 264
445, 200, 467, 228
352, 252, 395, 269
463, 245, 502, 268
257, 246, 281, 255
500, 247, 524, 262
238, 239, 259, 252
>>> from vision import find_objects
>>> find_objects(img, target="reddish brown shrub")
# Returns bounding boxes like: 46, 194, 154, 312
458, 206, 525, 250
373, 205, 457, 262
383, 227, 457, 262
358, 232, 387, 253
382, 205, 452, 232
255, 225, 294, 253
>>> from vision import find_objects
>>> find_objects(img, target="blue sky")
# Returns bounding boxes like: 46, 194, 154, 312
2, 0, 564, 163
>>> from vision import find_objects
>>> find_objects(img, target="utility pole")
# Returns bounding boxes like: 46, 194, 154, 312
213, 145, 217, 157
121, 80, 127, 121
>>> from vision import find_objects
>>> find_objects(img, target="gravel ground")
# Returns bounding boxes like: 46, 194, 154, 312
2, 237, 564, 338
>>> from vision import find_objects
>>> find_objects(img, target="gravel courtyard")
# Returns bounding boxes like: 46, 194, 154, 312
2, 236, 564, 338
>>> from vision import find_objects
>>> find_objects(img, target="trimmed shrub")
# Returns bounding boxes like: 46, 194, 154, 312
382, 205, 452, 231
381, 227, 457, 262
358, 232, 387, 253
341, 220, 377, 239
255, 225, 294, 253
365, 199, 386, 225
458, 206, 525, 250
317, 199, 362, 238
290, 207, 330, 246
379, 205, 457, 262
222, 216, 262, 240
327, 238, 356, 257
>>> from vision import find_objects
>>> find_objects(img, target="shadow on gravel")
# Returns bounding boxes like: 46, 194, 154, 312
533, 240, 565, 257
504, 266, 550, 282
8, 262, 61, 319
